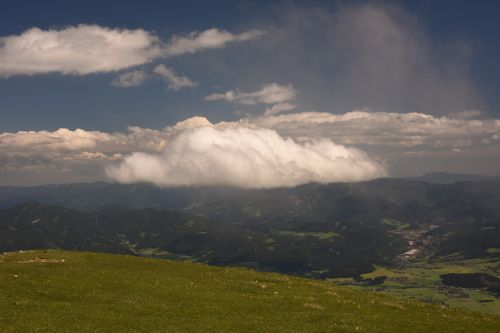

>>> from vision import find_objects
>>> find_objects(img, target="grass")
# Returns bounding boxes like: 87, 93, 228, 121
487, 248, 500, 254
381, 219, 410, 230
360, 265, 409, 279
0, 250, 499, 332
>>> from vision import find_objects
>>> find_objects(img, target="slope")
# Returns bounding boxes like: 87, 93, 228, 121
0, 250, 498, 332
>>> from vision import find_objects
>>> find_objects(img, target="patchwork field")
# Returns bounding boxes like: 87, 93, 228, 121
332, 257, 500, 315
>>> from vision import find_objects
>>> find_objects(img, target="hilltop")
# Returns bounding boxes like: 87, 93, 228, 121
0, 250, 499, 332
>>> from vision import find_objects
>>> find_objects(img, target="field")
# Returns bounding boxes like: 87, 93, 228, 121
1, 250, 499, 332
332, 257, 500, 315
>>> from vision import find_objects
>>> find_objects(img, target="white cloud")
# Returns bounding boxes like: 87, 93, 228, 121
0, 125, 169, 185
447, 110, 483, 120
263, 102, 297, 116
0, 25, 263, 78
164, 28, 264, 56
205, 83, 297, 105
248, 110, 500, 150
111, 70, 150, 87
172, 116, 213, 130
2, 111, 499, 158
153, 64, 197, 90
106, 119, 386, 188
0, 25, 161, 77
0, 128, 106, 151
0, 127, 168, 156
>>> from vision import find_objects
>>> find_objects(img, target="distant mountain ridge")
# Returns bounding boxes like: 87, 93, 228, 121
405, 172, 500, 184
2, 175, 500, 212
1, 178, 500, 278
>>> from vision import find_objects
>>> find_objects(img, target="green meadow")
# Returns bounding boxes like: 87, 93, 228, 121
332, 257, 500, 315
0, 250, 499, 332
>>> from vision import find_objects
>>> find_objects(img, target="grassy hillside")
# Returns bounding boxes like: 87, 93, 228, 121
0, 250, 498, 332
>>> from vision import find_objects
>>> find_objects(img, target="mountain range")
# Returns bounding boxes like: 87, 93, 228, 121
1, 174, 499, 279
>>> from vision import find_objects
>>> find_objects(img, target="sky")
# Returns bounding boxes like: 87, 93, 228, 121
1, 0, 500, 186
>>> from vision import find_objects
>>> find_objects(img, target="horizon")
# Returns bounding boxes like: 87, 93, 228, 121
1, 171, 499, 188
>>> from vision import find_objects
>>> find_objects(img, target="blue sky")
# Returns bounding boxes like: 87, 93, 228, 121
1, 0, 500, 185
1, 0, 500, 132
0, 0, 280, 131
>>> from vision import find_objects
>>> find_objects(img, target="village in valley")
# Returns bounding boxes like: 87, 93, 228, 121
394, 224, 440, 264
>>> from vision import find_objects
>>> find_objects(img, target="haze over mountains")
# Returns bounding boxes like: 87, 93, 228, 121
1, 174, 499, 279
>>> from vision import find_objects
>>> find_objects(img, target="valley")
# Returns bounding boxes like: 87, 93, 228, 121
332, 257, 500, 314
1, 178, 500, 316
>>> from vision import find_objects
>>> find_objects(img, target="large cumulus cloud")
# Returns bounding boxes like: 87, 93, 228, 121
106, 121, 386, 188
